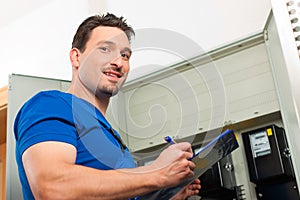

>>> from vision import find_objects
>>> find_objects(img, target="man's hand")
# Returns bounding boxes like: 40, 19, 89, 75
170, 179, 201, 200
149, 142, 195, 188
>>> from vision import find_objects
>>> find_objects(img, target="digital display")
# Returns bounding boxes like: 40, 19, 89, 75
249, 131, 271, 158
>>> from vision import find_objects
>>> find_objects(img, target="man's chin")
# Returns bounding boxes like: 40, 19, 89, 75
111, 90, 119, 97
107, 82, 124, 96
96, 87, 120, 98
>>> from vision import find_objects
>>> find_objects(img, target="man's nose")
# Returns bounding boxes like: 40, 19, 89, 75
110, 55, 123, 68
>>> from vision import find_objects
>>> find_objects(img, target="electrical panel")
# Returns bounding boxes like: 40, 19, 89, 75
242, 125, 294, 183
242, 125, 300, 199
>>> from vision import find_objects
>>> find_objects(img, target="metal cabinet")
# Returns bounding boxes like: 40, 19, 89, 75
121, 40, 279, 152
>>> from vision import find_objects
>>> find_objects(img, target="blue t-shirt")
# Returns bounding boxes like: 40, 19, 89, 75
14, 90, 136, 200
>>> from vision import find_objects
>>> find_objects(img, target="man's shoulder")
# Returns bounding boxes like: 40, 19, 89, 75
27, 90, 71, 108
18, 90, 72, 119
31, 90, 70, 102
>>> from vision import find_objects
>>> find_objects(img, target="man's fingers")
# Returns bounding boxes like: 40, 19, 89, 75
189, 160, 196, 170
173, 142, 193, 153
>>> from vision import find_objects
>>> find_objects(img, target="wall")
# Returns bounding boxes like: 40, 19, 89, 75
0, 0, 91, 87
95, 0, 272, 81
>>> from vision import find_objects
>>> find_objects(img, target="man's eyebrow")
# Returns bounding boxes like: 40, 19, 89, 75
96, 40, 115, 46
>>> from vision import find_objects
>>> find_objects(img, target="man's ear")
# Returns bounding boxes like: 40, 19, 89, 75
70, 48, 81, 69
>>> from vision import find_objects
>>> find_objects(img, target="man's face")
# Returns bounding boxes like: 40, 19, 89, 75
77, 26, 131, 98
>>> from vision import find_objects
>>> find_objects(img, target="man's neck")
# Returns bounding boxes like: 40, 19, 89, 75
67, 83, 110, 116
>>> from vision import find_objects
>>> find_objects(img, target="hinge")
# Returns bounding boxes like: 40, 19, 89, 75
264, 29, 269, 42
8, 74, 12, 90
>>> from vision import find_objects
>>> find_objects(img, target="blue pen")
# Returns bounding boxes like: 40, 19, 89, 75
164, 136, 196, 160
164, 136, 176, 145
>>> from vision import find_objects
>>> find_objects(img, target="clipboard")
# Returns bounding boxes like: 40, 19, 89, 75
179, 129, 239, 187
139, 129, 239, 200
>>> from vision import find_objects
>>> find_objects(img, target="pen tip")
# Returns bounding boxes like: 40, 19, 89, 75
164, 136, 171, 142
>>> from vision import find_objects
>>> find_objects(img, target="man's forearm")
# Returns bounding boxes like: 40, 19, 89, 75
31, 163, 163, 200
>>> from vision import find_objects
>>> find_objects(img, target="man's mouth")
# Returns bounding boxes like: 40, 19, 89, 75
103, 70, 122, 78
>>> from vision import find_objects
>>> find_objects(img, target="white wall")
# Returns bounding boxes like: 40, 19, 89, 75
0, 0, 91, 87
100, 0, 271, 81
103, 0, 271, 49
0, 0, 271, 88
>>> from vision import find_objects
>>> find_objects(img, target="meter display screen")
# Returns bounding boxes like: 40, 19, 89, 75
249, 131, 271, 158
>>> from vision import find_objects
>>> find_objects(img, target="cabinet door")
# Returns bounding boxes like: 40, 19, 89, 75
123, 43, 279, 152
266, 0, 300, 192
0, 161, 3, 200
6, 74, 70, 200
0, 144, 5, 200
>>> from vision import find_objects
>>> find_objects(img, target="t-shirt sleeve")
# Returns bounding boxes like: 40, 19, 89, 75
14, 92, 78, 157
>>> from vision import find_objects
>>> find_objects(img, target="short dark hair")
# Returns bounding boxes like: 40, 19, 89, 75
72, 13, 135, 52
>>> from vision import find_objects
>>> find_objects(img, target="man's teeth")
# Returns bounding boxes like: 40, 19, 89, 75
105, 72, 119, 78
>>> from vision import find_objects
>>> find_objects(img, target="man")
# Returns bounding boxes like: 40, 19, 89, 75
14, 13, 200, 199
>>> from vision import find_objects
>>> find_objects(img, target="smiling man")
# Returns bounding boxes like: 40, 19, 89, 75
14, 13, 200, 200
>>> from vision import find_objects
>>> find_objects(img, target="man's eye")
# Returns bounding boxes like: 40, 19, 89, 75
100, 47, 110, 52
121, 53, 130, 60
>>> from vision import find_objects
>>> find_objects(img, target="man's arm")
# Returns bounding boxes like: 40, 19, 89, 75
22, 141, 195, 199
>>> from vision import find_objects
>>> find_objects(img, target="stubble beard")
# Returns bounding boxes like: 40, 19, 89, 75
96, 78, 126, 99
98, 85, 120, 98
